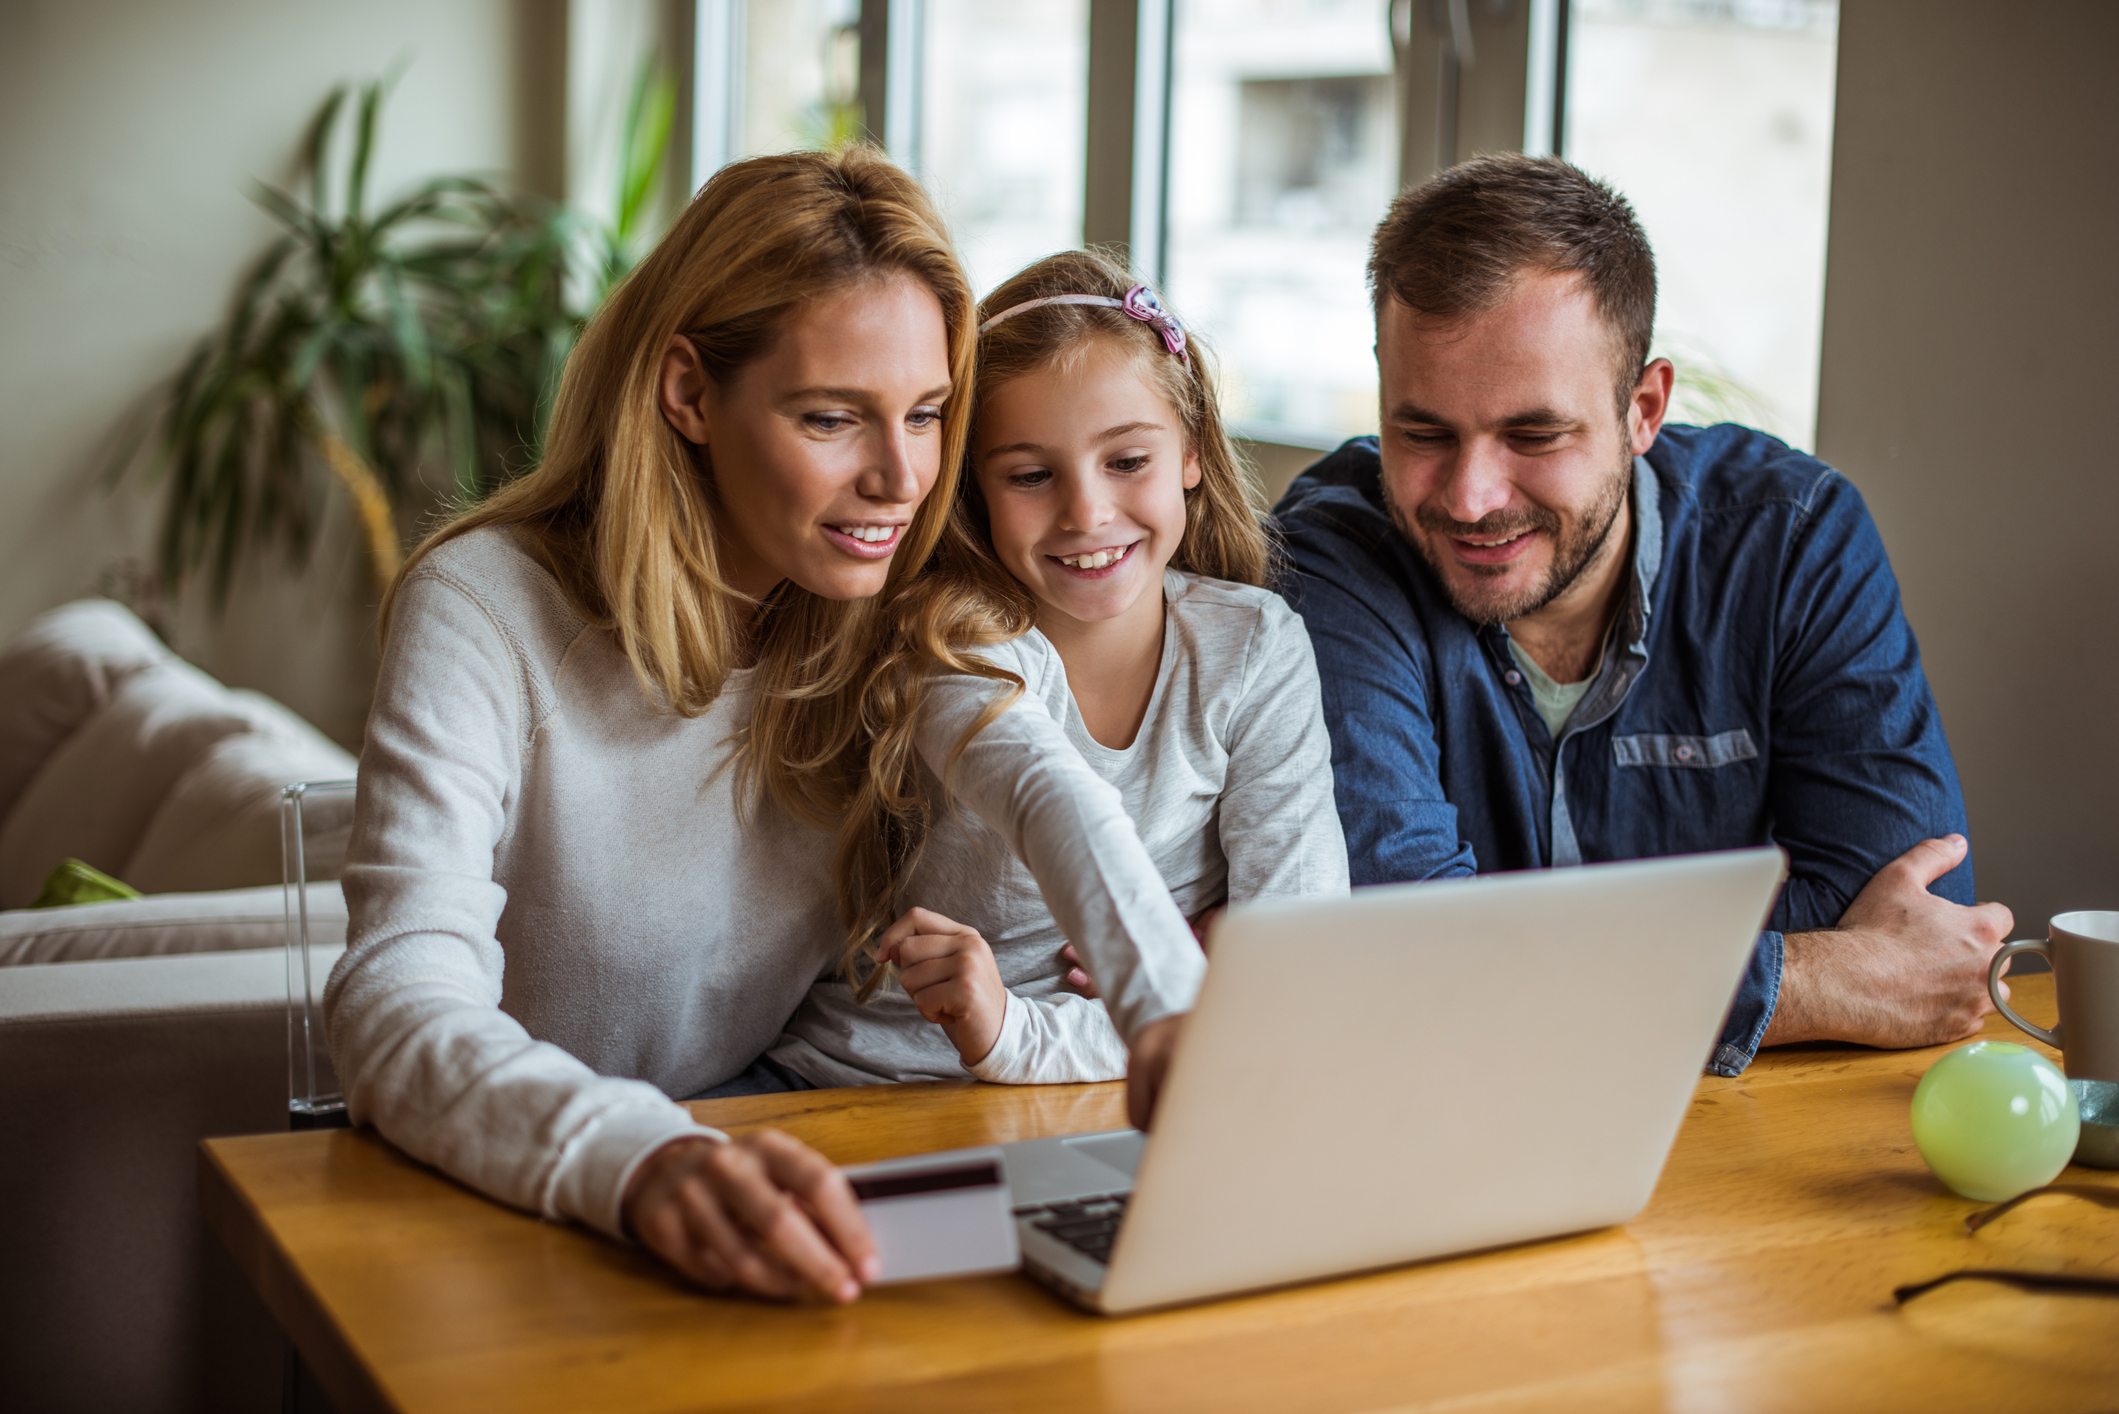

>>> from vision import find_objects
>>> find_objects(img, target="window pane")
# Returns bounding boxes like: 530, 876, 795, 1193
740, 0, 861, 158
920, 0, 1088, 298
1564, 0, 1839, 448
1167, 0, 1397, 443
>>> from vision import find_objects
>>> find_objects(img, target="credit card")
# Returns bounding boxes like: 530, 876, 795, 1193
843, 1145, 1020, 1284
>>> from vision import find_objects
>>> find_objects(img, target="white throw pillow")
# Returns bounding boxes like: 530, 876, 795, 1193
0, 661, 257, 908
0, 881, 346, 966
124, 726, 357, 895
0, 600, 169, 823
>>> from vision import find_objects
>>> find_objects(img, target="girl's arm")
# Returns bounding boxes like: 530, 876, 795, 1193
968, 991, 1130, 1085
1218, 603, 1351, 901
323, 571, 718, 1239
914, 642, 1207, 1043
879, 906, 1129, 1084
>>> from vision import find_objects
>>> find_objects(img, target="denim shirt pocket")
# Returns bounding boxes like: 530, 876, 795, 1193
1612, 729, 1758, 769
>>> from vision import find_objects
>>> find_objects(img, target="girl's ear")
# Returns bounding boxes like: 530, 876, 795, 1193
658, 335, 713, 445
1181, 446, 1203, 491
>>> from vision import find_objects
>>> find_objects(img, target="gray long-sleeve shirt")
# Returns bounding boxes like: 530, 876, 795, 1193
772, 571, 1350, 1087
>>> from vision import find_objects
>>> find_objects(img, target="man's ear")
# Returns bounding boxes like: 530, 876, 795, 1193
1628, 357, 1675, 456
658, 335, 713, 445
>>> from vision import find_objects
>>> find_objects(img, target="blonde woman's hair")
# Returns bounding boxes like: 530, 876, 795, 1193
382, 146, 976, 834
833, 246, 1269, 997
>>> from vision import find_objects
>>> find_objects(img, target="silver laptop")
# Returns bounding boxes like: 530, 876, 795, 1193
997, 847, 1786, 1314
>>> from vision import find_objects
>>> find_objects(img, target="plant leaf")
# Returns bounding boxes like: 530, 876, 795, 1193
348, 78, 384, 222
378, 267, 432, 392
301, 86, 348, 217
616, 59, 676, 249
290, 319, 337, 392
250, 183, 324, 243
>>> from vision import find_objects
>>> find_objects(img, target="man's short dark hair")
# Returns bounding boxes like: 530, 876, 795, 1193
1369, 155, 1657, 413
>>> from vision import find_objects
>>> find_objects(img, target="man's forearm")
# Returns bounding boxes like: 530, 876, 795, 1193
1765, 923, 1981, 1049
1758, 929, 1829, 1047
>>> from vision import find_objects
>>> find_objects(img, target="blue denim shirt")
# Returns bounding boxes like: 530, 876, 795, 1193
1272, 424, 1973, 1075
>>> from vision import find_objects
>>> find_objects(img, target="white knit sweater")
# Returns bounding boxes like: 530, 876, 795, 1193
326, 527, 1205, 1238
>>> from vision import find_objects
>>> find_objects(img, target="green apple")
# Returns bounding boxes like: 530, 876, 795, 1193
1909, 1040, 2079, 1201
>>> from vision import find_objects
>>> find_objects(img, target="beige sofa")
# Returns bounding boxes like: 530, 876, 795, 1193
0, 601, 356, 1414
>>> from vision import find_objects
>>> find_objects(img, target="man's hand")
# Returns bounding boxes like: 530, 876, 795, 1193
1126, 1013, 1186, 1130
876, 907, 1007, 1066
1763, 834, 2014, 1050
622, 1130, 878, 1302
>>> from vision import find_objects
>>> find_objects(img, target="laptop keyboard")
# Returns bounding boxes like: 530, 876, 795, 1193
1025, 1193, 1130, 1266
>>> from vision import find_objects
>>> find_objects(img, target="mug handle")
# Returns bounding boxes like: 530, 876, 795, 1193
1989, 939, 2062, 1048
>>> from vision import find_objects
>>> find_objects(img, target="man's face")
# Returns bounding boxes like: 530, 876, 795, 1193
1376, 270, 1657, 626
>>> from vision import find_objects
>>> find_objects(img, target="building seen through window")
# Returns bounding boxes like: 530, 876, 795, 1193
700, 0, 1837, 455
1167, 0, 1397, 444
731, 0, 861, 158
1565, 0, 1840, 448
919, 0, 1089, 299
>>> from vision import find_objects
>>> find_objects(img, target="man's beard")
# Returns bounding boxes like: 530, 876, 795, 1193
1390, 455, 1631, 628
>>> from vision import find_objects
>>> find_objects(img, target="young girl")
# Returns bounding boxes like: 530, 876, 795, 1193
773, 249, 1349, 1087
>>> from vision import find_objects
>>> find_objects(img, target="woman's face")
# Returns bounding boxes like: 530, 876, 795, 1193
659, 273, 953, 603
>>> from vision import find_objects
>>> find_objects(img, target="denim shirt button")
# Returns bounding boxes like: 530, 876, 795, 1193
1676, 744, 1695, 761
1504, 671, 1523, 686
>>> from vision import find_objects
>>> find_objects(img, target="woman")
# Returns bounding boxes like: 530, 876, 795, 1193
327, 150, 1200, 1305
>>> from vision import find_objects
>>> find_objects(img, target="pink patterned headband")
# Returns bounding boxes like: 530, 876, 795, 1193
977, 283, 1189, 366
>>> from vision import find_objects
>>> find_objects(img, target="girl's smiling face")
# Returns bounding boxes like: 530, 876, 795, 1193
973, 338, 1200, 633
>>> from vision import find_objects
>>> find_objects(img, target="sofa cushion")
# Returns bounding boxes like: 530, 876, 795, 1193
124, 719, 357, 895
0, 600, 170, 822
0, 661, 259, 908
0, 882, 347, 966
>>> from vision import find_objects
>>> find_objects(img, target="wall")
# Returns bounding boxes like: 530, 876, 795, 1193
0, 0, 563, 746
1817, 0, 2119, 931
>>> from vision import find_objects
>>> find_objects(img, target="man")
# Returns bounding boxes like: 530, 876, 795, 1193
1273, 154, 2011, 1075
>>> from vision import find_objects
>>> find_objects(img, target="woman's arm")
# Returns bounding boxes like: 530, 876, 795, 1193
913, 644, 1207, 1044
329, 569, 876, 1296
326, 571, 717, 1236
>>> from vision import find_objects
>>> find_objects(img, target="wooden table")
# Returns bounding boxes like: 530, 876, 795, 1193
201, 974, 2119, 1413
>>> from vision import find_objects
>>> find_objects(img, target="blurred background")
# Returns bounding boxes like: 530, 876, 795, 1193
1, 0, 2112, 933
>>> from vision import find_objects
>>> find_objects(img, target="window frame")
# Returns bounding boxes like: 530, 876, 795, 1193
688, 0, 1558, 454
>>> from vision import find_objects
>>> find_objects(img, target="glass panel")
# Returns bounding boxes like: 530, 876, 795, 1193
1564, 0, 1840, 448
919, 0, 1089, 298
739, 0, 862, 158
283, 779, 356, 1126
1166, 0, 1398, 444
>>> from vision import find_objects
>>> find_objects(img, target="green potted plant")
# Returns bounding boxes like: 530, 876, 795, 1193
120, 67, 675, 602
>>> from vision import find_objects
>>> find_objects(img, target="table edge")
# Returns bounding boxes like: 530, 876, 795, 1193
198, 1137, 402, 1414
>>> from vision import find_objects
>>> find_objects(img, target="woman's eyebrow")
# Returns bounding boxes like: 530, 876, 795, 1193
777, 383, 953, 406
779, 386, 869, 402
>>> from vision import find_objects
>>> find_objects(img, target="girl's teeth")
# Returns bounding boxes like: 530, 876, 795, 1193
1064, 546, 1127, 569
840, 526, 894, 543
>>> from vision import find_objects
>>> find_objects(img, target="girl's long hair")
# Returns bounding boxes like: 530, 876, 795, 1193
381, 147, 976, 834
832, 247, 1269, 996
